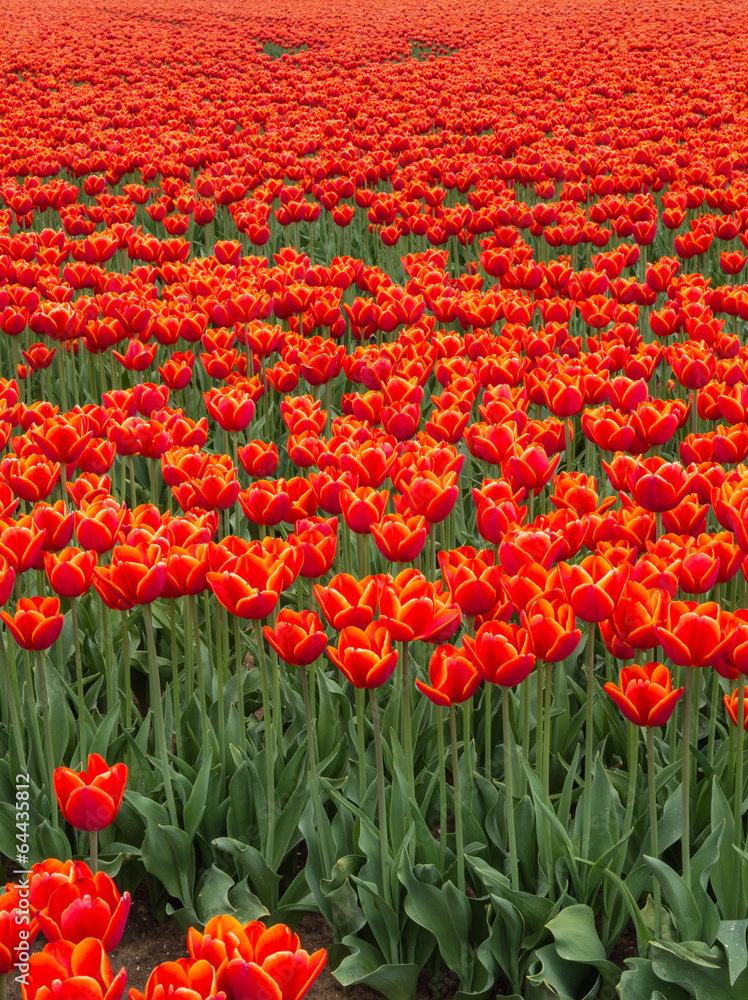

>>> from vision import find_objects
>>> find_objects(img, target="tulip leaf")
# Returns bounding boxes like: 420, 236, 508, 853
546, 904, 620, 984
709, 780, 740, 919
142, 821, 195, 907
34, 819, 72, 864
649, 939, 748, 999
88, 704, 123, 762
716, 921, 748, 986
333, 935, 419, 1000
525, 943, 604, 1000
644, 856, 702, 942
183, 753, 212, 843
619, 957, 690, 1000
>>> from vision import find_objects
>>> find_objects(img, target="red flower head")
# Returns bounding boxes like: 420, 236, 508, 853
237, 440, 279, 479
263, 609, 328, 667
289, 517, 338, 578
438, 546, 503, 618
339, 485, 389, 534
371, 513, 428, 564
504, 442, 560, 495
53, 753, 127, 832
521, 596, 581, 662
94, 542, 167, 606
327, 622, 398, 689
44, 547, 96, 599
2, 596, 63, 650
75, 498, 127, 554
604, 662, 684, 727
207, 550, 286, 620
610, 580, 670, 650
400, 470, 458, 524
463, 621, 535, 687
656, 600, 733, 667
213, 920, 326, 1000
238, 480, 290, 527
627, 458, 694, 512
128, 957, 219, 1000
556, 554, 630, 622
37, 872, 130, 952
0, 887, 40, 974
415, 643, 481, 706
379, 569, 461, 643
313, 573, 384, 631
22, 938, 126, 1000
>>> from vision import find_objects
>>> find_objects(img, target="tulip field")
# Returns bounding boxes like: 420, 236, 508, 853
5, 0, 748, 997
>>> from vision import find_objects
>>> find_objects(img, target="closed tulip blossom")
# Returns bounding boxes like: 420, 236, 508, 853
556, 554, 630, 622
371, 512, 428, 563
263, 609, 328, 666
128, 958, 219, 1000
53, 754, 127, 831
521, 596, 581, 662
36, 872, 130, 952
290, 516, 338, 578
313, 573, 384, 631
380, 569, 461, 643
724, 687, 748, 730
22, 938, 126, 1000
415, 643, 481, 706
44, 547, 96, 599
655, 600, 733, 667
327, 622, 398, 688
605, 662, 684, 727
2, 596, 63, 651
627, 458, 694, 512
438, 546, 503, 618
463, 621, 535, 686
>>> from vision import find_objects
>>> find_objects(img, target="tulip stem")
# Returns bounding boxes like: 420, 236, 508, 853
0, 630, 25, 772
103, 604, 115, 716
170, 600, 182, 760
301, 663, 332, 873
121, 610, 131, 729
188, 596, 210, 759
34, 651, 58, 829
707, 668, 720, 769
401, 641, 416, 812
234, 615, 245, 751
254, 619, 276, 867
437, 705, 448, 871
647, 726, 662, 940
70, 598, 87, 764
355, 687, 367, 802
543, 661, 553, 800
143, 605, 178, 827
218, 605, 228, 763
370, 689, 392, 906
450, 705, 466, 895
582, 620, 596, 860
502, 687, 519, 891
90, 829, 98, 875
682, 666, 693, 889
615, 721, 638, 881
128, 456, 137, 508
484, 683, 492, 782
21, 648, 44, 794
736, 674, 745, 849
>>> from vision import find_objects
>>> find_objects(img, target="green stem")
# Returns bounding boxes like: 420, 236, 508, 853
437, 705, 447, 871
485, 683, 492, 781
103, 603, 114, 716
355, 687, 367, 803
121, 610, 131, 728
183, 597, 194, 708
234, 614, 245, 753
301, 663, 332, 873
450, 705, 465, 895
647, 726, 662, 940
170, 600, 183, 759
736, 674, 745, 849
90, 828, 98, 875
35, 651, 58, 828
582, 620, 596, 860
543, 660, 553, 799
0, 628, 26, 772
707, 668, 720, 769
502, 687, 519, 891
189, 596, 210, 758
21, 649, 44, 796
682, 666, 693, 888
143, 605, 178, 827
401, 641, 416, 811
370, 688, 392, 906
254, 619, 276, 866
70, 599, 87, 763
615, 722, 638, 879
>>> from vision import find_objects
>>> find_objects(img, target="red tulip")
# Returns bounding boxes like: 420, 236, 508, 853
37, 872, 130, 951
604, 662, 684, 727
415, 643, 482, 706
44, 547, 96, 599
2, 597, 63, 651
53, 753, 128, 831
22, 938, 126, 1000
327, 622, 398, 688
263, 609, 328, 667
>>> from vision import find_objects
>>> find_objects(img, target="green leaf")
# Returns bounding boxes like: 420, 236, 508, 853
333, 936, 419, 1000
526, 943, 603, 1000
34, 820, 71, 864
183, 755, 212, 843
546, 904, 620, 985
650, 940, 748, 1000
644, 855, 701, 942
620, 957, 690, 1000
716, 920, 748, 986
142, 823, 195, 907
